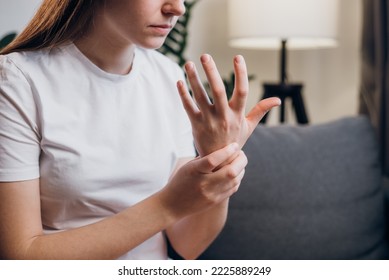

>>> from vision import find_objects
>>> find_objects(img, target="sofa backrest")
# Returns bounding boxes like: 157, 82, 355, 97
199, 116, 389, 260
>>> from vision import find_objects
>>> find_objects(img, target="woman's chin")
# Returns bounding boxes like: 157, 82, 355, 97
137, 38, 167, 50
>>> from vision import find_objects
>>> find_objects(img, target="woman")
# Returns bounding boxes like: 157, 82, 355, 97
0, 0, 280, 260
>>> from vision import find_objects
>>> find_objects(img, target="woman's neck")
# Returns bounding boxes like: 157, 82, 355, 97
74, 29, 136, 76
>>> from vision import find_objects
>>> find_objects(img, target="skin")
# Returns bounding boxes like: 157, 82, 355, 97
0, 0, 280, 260
178, 54, 281, 157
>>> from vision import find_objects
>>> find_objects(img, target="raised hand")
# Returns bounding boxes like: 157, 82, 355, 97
177, 54, 281, 157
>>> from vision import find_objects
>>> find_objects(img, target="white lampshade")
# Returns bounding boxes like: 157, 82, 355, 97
228, 0, 339, 49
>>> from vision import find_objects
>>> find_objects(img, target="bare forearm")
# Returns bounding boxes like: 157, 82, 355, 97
1, 147, 243, 260
21, 194, 175, 260
166, 199, 229, 260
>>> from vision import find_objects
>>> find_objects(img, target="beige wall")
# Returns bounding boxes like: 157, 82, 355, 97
185, 0, 362, 124
0, 0, 41, 36
0, 0, 362, 125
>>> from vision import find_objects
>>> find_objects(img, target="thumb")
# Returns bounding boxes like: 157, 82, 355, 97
246, 97, 281, 127
194, 143, 240, 174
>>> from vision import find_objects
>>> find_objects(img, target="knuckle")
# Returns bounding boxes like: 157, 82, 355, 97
218, 118, 239, 134
206, 194, 217, 205
212, 85, 226, 96
227, 184, 240, 198
219, 119, 230, 131
240, 151, 248, 164
198, 182, 209, 196
235, 88, 248, 97
226, 166, 238, 179
231, 177, 241, 187
201, 188, 217, 204
193, 111, 202, 121
204, 157, 218, 170
232, 184, 240, 194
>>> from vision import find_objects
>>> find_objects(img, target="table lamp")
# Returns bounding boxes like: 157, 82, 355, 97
228, 0, 338, 124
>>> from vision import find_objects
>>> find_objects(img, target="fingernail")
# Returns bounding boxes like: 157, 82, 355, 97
185, 62, 194, 71
201, 54, 211, 64
235, 55, 243, 64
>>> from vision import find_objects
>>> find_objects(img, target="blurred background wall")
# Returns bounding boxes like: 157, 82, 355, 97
186, 0, 362, 124
0, 0, 41, 35
0, 0, 362, 125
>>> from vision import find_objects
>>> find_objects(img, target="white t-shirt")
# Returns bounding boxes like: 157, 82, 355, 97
0, 43, 196, 259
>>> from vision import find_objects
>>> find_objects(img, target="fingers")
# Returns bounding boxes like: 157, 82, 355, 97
182, 54, 249, 117
221, 168, 245, 197
215, 151, 247, 194
229, 55, 249, 113
195, 142, 240, 174
200, 54, 229, 115
177, 80, 200, 120
221, 151, 248, 181
246, 97, 281, 129
184, 61, 212, 111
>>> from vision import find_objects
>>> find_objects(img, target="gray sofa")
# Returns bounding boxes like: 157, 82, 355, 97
198, 116, 389, 260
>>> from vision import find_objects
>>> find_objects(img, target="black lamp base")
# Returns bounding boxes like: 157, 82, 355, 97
260, 83, 309, 124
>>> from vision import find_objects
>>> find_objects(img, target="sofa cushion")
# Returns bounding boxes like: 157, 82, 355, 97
199, 116, 389, 259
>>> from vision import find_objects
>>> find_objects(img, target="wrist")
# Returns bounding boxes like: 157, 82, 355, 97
152, 189, 183, 225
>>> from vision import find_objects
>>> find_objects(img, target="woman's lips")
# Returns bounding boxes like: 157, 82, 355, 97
149, 24, 173, 36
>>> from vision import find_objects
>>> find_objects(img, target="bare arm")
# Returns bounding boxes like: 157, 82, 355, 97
0, 179, 175, 260
165, 149, 247, 260
164, 157, 227, 260
166, 199, 230, 260
167, 54, 280, 259
0, 143, 243, 260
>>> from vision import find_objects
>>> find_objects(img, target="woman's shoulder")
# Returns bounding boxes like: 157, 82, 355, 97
2, 47, 52, 65
0, 52, 32, 82
1, 44, 82, 88
1, 46, 65, 77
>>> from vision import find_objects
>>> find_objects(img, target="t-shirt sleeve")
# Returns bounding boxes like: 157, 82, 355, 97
0, 55, 41, 182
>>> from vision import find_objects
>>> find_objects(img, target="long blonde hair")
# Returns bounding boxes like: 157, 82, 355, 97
0, 0, 103, 55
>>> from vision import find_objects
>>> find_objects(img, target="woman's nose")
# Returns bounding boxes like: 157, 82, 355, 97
162, 0, 186, 17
